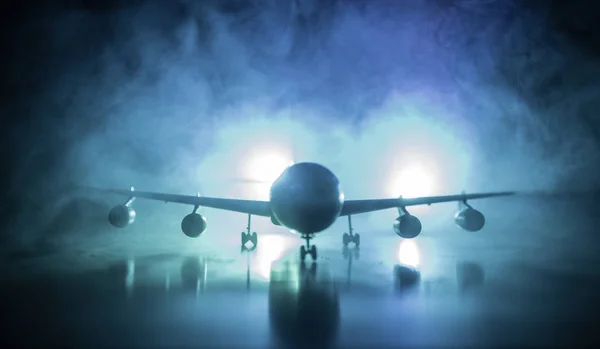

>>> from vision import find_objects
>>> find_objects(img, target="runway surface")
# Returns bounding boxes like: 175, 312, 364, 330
1, 194, 600, 348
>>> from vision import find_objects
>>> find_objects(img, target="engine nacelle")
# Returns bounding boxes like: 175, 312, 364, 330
181, 213, 207, 238
454, 208, 485, 232
393, 214, 422, 239
271, 215, 281, 226
108, 205, 136, 228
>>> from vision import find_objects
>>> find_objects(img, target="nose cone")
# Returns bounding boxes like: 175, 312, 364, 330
270, 163, 343, 233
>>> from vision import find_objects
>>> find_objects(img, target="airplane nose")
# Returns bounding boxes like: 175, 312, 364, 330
287, 177, 340, 211
270, 163, 342, 233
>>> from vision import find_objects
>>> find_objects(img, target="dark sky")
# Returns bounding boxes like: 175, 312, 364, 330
1, 0, 600, 250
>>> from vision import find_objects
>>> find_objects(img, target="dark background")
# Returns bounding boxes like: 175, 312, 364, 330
1, 0, 600, 249
1, 1, 600, 347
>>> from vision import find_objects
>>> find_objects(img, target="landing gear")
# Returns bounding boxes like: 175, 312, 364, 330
342, 215, 360, 247
300, 235, 317, 262
241, 214, 258, 252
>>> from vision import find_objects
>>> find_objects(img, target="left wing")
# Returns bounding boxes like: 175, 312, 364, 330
340, 191, 515, 216
86, 187, 272, 217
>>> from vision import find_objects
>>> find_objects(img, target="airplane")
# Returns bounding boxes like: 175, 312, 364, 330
90, 162, 515, 262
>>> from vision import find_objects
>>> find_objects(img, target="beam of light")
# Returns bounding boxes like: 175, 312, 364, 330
390, 162, 436, 198
248, 152, 294, 184
397, 239, 420, 268
246, 152, 294, 200
255, 235, 286, 280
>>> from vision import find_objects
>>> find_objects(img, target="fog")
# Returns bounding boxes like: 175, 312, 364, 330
2, 0, 600, 251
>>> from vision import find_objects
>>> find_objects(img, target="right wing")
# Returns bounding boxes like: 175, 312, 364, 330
340, 191, 516, 216
84, 186, 272, 217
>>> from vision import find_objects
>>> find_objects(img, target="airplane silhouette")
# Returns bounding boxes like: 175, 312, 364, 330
92, 162, 514, 262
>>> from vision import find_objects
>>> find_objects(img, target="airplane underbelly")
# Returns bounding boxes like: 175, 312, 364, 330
271, 196, 341, 234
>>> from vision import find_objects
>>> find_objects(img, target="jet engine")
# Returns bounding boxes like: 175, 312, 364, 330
454, 207, 485, 232
271, 215, 281, 226
108, 205, 136, 228
393, 214, 422, 239
181, 213, 207, 238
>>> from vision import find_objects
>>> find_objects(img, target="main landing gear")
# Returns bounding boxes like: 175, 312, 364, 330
342, 215, 360, 247
241, 214, 258, 252
343, 215, 360, 260
300, 235, 317, 262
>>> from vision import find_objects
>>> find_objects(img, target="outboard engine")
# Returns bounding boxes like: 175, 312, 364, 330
454, 207, 485, 232
108, 205, 136, 228
181, 213, 207, 238
393, 214, 422, 239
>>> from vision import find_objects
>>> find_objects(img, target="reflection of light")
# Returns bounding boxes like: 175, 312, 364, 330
256, 235, 286, 280
398, 239, 420, 268
125, 258, 135, 296
390, 163, 435, 198
247, 152, 294, 200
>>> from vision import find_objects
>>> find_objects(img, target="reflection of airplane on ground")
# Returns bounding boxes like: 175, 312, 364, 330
269, 260, 340, 348
344, 245, 357, 290
393, 264, 421, 294
180, 256, 208, 294
456, 261, 485, 293
90, 162, 514, 262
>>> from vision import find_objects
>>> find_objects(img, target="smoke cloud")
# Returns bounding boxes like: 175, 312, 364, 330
2, 0, 599, 252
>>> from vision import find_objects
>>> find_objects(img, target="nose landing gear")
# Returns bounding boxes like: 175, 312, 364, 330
300, 235, 317, 262
241, 214, 258, 252
342, 215, 360, 247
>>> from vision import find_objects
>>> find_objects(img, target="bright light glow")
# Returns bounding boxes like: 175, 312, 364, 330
397, 239, 420, 268
248, 153, 294, 184
390, 163, 435, 198
246, 152, 294, 200
256, 235, 286, 280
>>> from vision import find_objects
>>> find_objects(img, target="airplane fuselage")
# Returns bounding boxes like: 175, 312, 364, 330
269, 162, 344, 235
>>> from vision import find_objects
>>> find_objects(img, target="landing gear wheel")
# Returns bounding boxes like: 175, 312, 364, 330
354, 247, 360, 260
300, 245, 307, 262
240, 214, 257, 252
342, 233, 351, 246
354, 233, 361, 247
343, 245, 350, 259
310, 245, 317, 261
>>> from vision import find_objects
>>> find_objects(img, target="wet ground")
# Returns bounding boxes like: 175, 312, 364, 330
2, 195, 600, 348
